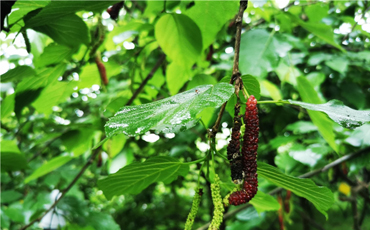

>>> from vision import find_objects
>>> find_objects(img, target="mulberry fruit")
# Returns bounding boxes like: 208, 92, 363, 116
227, 104, 243, 184
229, 95, 259, 206
241, 95, 259, 200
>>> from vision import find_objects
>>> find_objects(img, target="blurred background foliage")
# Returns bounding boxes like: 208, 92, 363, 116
1, 0, 370, 230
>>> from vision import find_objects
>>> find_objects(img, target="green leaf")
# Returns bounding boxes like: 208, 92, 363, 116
103, 134, 126, 158
61, 129, 95, 157
275, 60, 302, 86
288, 14, 345, 52
1, 93, 16, 119
1, 66, 36, 82
186, 74, 218, 90
0, 140, 28, 172
260, 80, 282, 101
296, 77, 338, 153
305, 3, 329, 23
288, 100, 370, 129
285, 121, 317, 134
16, 64, 66, 93
250, 191, 280, 213
24, 1, 120, 27
325, 56, 348, 73
155, 14, 202, 67
7, 0, 50, 29
241, 75, 261, 100
25, 156, 73, 183
239, 29, 278, 78
34, 43, 75, 68
166, 62, 193, 95
2, 206, 24, 223
225, 94, 237, 118
78, 63, 101, 89
105, 83, 234, 137
98, 156, 189, 199
1, 190, 23, 203
258, 162, 334, 219
32, 80, 77, 116
30, 14, 89, 47
186, 0, 238, 49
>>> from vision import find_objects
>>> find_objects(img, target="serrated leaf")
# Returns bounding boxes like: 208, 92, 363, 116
241, 75, 261, 100
97, 156, 189, 199
296, 77, 338, 153
288, 100, 370, 129
155, 14, 202, 67
25, 156, 73, 183
258, 162, 334, 219
105, 83, 234, 137
250, 191, 280, 213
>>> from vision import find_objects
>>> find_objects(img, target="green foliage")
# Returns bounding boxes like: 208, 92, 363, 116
105, 83, 234, 137
98, 156, 189, 199
0, 140, 28, 172
1, 0, 370, 229
296, 77, 338, 152
155, 13, 202, 68
289, 99, 370, 129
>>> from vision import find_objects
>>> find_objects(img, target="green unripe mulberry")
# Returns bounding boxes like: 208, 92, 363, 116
208, 174, 224, 230
185, 187, 203, 230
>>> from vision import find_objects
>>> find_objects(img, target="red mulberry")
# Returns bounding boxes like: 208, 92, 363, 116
242, 95, 258, 200
229, 95, 259, 206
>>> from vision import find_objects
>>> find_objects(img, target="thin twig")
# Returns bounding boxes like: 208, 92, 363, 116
196, 146, 370, 230
20, 145, 102, 230
210, 1, 248, 138
125, 54, 166, 106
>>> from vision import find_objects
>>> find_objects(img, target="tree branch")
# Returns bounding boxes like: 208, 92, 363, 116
125, 54, 166, 106
20, 144, 102, 230
196, 146, 370, 230
210, 1, 248, 138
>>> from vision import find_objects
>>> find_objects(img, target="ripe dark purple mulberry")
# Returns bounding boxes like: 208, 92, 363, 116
227, 104, 243, 183
229, 95, 259, 206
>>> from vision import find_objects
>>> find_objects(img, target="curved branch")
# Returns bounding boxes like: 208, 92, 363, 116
196, 146, 370, 230
20, 144, 102, 230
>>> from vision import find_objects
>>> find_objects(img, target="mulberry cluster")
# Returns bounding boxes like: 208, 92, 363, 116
228, 95, 259, 206
227, 104, 243, 184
